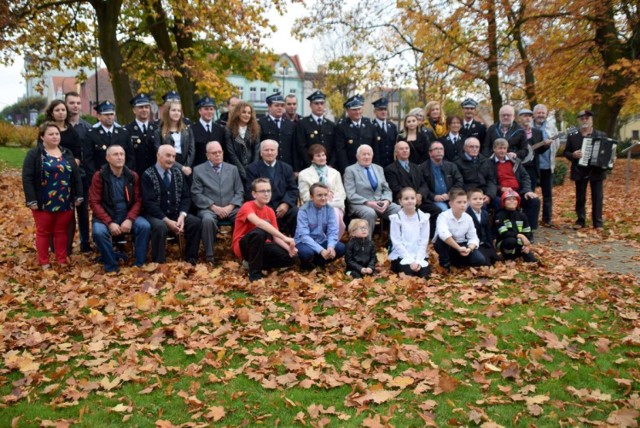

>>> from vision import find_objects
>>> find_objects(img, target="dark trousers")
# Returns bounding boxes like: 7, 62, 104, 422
276, 206, 299, 237
148, 214, 202, 263
64, 177, 90, 254
524, 164, 538, 189
434, 238, 489, 268
390, 259, 430, 279
297, 241, 346, 268
575, 177, 604, 227
539, 168, 553, 223
421, 201, 445, 243
239, 228, 296, 277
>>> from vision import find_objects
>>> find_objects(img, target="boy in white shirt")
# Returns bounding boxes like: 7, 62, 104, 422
434, 188, 490, 271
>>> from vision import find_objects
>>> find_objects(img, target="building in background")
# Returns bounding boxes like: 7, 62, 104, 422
227, 53, 305, 117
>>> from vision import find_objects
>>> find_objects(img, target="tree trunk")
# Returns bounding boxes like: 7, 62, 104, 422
144, 0, 197, 119
590, 0, 639, 136
91, 0, 134, 123
486, 0, 503, 122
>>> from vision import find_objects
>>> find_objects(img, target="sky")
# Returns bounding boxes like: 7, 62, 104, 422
0, 3, 317, 109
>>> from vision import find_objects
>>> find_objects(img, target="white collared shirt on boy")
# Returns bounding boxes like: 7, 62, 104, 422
434, 208, 480, 247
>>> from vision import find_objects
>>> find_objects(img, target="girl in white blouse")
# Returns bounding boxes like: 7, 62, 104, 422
388, 187, 431, 279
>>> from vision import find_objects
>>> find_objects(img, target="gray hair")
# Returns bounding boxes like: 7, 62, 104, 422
356, 144, 373, 156
260, 139, 279, 151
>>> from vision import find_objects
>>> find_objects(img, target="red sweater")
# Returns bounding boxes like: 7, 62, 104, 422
496, 161, 519, 190
232, 201, 279, 258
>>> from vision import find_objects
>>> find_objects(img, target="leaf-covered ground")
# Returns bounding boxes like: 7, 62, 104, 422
1, 161, 639, 428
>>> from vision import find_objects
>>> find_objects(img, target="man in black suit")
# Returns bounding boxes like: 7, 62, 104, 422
258, 92, 298, 172
142, 145, 202, 264
284, 94, 302, 122
296, 90, 337, 169
335, 94, 377, 173
245, 140, 300, 236
483, 104, 527, 159
83, 101, 135, 180
125, 93, 158, 178
385, 141, 430, 213
216, 96, 240, 127
459, 98, 486, 145
191, 95, 226, 166
455, 137, 497, 205
372, 97, 398, 168
563, 110, 610, 229
419, 141, 464, 236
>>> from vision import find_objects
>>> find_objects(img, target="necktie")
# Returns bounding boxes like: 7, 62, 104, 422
366, 166, 378, 191
107, 131, 112, 139
214, 165, 220, 175
465, 123, 470, 131
163, 170, 171, 187
402, 161, 409, 172
276, 119, 280, 129
142, 124, 147, 134
206, 123, 210, 133
317, 118, 322, 126
267, 164, 275, 180
383, 122, 387, 133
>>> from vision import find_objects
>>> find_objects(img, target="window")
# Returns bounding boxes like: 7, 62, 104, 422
236, 86, 244, 97
260, 87, 267, 102
249, 87, 257, 101
289, 89, 296, 95
632, 130, 639, 140
273, 88, 279, 93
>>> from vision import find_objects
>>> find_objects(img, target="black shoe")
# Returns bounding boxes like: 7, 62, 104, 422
573, 222, 585, 230
523, 252, 538, 263
186, 258, 197, 266
206, 256, 215, 265
249, 273, 263, 282
80, 243, 93, 253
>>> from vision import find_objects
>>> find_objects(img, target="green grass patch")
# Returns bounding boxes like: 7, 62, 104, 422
0, 146, 28, 169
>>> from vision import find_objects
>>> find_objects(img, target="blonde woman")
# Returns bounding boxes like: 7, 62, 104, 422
424, 101, 448, 139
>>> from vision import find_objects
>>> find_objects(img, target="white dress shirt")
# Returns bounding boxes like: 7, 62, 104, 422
434, 208, 480, 247
389, 209, 430, 266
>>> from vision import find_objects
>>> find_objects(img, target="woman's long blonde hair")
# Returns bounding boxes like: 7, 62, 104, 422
161, 101, 186, 137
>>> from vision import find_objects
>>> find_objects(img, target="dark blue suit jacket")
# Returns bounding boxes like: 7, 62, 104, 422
244, 160, 299, 210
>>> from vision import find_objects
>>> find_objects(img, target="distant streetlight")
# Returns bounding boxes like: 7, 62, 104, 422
281, 62, 289, 94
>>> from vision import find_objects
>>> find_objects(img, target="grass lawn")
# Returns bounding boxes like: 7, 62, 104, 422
0, 146, 28, 170
1, 162, 638, 427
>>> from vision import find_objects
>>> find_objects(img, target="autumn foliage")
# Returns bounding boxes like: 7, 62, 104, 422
1, 162, 639, 427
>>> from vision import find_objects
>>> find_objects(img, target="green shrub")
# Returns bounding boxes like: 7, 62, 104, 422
553, 159, 568, 186
81, 114, 98, 125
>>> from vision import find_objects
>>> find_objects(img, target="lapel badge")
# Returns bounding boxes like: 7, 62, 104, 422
99, 129, 104, 135
134, 125, 138, 131
313, 130, 318, 135
101, 145, 107, 150
348, 139, 353, 145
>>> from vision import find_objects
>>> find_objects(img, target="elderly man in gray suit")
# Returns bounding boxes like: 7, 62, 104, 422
192, 141, 244, 264
344, 144, 400, 238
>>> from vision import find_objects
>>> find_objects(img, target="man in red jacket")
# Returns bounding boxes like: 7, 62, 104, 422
89, 145, 150, 272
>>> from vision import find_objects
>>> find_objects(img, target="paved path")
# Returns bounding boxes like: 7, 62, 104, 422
536, 225, 640, 281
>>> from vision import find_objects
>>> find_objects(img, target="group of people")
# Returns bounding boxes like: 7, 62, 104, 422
21, 89, 611, 281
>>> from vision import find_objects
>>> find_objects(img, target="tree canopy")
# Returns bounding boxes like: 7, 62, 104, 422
295, 0, 640, 134
2, 0, 280, 122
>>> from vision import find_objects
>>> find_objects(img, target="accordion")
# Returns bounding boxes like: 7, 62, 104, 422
579, 137, 616, 170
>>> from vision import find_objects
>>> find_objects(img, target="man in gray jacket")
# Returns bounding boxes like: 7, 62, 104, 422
344, 144, 400, 239
191, 141, 244, 264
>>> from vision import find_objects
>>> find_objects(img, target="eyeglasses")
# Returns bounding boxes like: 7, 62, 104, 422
255, 190, 272, 194
354, 226, 369, 231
